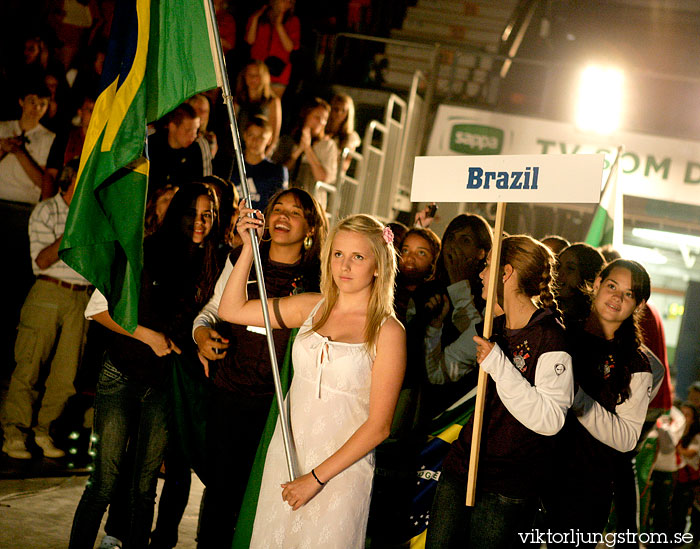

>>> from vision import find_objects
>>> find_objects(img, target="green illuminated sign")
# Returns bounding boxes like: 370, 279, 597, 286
450, 124, 503, 154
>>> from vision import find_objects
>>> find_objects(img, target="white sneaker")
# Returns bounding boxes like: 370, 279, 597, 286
98, 535, 123, 549
2, 438, 31, 459
34, 435, 65, 458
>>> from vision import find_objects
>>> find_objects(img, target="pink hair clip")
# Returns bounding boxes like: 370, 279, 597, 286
382, 226, 394, 245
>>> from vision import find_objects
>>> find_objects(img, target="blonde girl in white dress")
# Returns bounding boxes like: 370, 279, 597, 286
219, 208, 406, 548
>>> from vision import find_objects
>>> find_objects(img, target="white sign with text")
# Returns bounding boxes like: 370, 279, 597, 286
411, 154, 604, 203
426, 105, 700, 207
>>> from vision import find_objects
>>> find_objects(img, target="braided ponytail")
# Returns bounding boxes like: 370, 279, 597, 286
501, 235, 559, 313
537, 260, 561, 315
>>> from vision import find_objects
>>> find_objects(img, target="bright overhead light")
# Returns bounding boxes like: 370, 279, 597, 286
632, 227, 700, 249
619, 244, 667, 265
575, 65, 624, 134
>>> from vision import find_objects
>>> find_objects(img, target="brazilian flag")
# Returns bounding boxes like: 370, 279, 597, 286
367, 387, 477, 548
59, 0, 217, 331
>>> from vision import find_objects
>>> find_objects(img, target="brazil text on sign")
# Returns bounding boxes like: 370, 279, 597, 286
411, 154, 604, 203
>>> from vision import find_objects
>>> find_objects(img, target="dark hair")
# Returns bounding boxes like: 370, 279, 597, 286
680, 402, 700, 448
559, 243, 606, 286
541, 235, 570, 255
589, 259, 651, 407
153, 183, 221, 304
387, 221, 408, 249
197, 175, 238, 244
57, 158, 80, 193
244, 114, 272, 134
501, 235, 559, 312
261, 0, 295, 25
20, 80, 51, 100
435, 213, 493, 310
144, 184, 177, 237
293, 97, 330, 143
263, 188, 328, 271
600, 244, 622, 262
78, 95, 97, 108
401, 227, 441, 281
555, 243, 605, 324
167, 103, 198, 126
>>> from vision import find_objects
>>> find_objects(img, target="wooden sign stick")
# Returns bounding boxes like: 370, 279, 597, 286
466, 201, 506, 506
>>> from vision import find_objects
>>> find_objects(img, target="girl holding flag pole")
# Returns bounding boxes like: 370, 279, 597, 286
219, 210, 405, 548
426, 235, 574, 548
193, 188, 326, 548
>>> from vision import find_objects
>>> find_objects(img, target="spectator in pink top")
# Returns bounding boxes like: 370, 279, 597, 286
245, 0, 301, 97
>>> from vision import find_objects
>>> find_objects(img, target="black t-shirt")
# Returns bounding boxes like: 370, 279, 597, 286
147, 131, 206, 195
104, 238, 221, 386
232, 158, 288, 211
210, 246, 320, 399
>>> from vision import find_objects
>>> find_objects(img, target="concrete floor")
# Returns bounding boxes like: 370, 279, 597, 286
0, 473, 204, 549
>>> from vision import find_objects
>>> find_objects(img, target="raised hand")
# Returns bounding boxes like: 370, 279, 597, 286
236, 199, 265, 246
425, 293, 450, 328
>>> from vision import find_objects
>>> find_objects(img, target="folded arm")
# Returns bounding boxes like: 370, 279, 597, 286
481, 345, 574, 436
572, 371, 653, 452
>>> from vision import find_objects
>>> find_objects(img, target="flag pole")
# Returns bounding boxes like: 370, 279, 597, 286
202, 0, 296, 482
611, 146, 624, 251
598, 145, 623, 203
466, 201, 506, 506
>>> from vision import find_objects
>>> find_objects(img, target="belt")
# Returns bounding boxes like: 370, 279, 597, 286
37, 274, 92, 292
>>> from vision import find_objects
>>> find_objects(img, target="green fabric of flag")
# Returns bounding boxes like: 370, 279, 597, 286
59, 0, 217, 331
232, 329, 297, 549
585, 202, 615, 248
169, 352, 211, 484
585, 148, 622, 249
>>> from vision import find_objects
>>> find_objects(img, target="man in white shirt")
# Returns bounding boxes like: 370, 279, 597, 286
0, 82, 56, 391
1, 161, 91, 459
0, 82, 55, 203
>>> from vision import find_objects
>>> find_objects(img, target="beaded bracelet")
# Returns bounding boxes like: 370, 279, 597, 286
311, 468, 326, 486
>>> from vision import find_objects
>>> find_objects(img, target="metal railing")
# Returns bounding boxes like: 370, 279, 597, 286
310, 70, 429, 225
314, 147, 364, 226
394, 70, 428, 211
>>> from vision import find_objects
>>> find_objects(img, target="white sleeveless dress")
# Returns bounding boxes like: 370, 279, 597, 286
249, 299, 375, 548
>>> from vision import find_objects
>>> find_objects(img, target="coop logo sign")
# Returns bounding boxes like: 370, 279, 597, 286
411, 154, 603, 203
428, 105, 700, 207
450, 124, 503, 154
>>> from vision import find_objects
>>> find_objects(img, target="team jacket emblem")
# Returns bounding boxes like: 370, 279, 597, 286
512, 340, 531, 373
600, 354, 615, 379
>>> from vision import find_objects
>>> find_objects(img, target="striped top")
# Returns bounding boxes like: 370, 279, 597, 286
29, 194, 89, 284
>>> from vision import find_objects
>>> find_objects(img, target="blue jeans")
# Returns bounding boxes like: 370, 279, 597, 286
426, 470, 537, 548
69, 357, 169, 549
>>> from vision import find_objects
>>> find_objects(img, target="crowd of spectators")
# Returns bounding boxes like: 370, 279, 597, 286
0, 2, 697, 548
